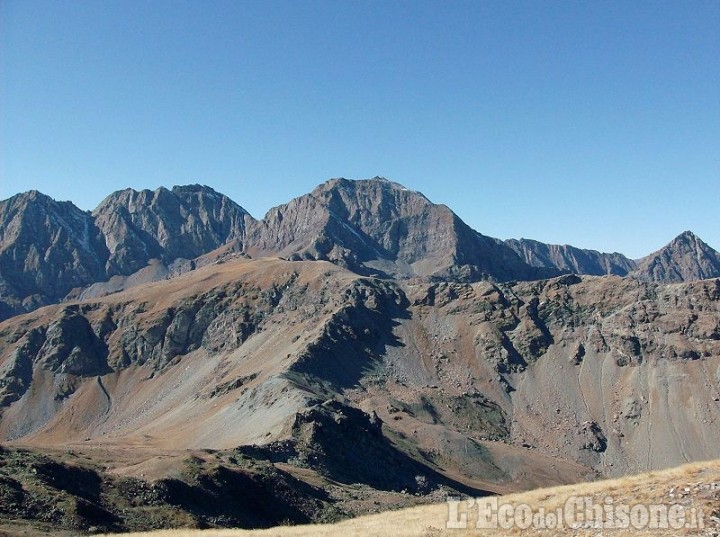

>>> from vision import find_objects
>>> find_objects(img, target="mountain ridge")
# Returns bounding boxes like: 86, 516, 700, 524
505, 238, 637, 276
1, 178, 718, 322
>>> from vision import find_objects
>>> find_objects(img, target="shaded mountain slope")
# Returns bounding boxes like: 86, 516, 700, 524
0, 444, 338, 535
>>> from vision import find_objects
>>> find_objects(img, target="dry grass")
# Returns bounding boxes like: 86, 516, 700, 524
102, 460, 720, 536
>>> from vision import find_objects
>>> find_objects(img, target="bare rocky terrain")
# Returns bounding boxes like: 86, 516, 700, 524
505, 238, 637, 276
95, 459, 720, 536
634, 231, 720, 283
2, 178, 718, 321
506, 231, 720, 283
92, 185, 254, 276
0, 178, 719, 534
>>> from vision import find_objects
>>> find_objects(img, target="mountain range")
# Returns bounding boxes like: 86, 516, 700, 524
1, 177, 719, 534
1, 177, 718, 322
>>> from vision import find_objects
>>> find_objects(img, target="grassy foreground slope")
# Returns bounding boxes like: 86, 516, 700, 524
102, 460, 720, 536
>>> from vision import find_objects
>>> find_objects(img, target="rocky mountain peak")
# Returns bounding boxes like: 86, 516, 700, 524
171, 183, 223, 196
0, 191, 108, 317
633, 231, 720, 283
1, 190, 83, 220
93, 184, 254, 275
0, 185, 257, 320
317, 176, 423, 195
1, 178, 717, 322
668, 230, 701, 247
11, 189, 49, 203
308, 177, 437, 239
247, 177, 535, 281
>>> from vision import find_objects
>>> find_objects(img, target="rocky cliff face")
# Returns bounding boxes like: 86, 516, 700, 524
247, 177, 541, 281
93, 185, 254, 275
0, 186, 254, 321
394, 274, 720, 476
505, 238, 636, 276
0, 191, 109, 318
633, 231, 720, 283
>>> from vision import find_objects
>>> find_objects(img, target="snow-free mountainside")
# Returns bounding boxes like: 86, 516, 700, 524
0, 178, 719, 535
99, 459, 720, 537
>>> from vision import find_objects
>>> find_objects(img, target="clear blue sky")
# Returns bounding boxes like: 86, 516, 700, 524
1, 1, 718, 258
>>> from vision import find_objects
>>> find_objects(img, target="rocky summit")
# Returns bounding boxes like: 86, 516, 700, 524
247, 178, 540, 281
633, 230, 720, 283
0, 178, 719, 535
0, 191, 109, 318
93, 184, 254, 275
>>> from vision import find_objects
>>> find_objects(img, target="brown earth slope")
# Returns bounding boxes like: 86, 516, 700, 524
0, 256, 719, 533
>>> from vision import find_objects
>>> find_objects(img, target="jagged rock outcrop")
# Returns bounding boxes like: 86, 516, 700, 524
505, 238, 636, 276
237, 399, 484, 495
247, 177, 544, 281
93, 184, 254, 275
0, 191, 109, 317
632, 231, 720, 283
